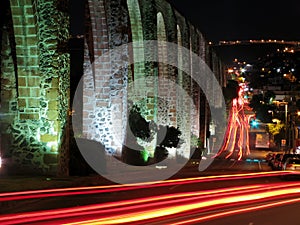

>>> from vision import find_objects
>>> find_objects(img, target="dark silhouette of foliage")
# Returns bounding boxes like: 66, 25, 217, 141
154, 146, 168, 162
154, 125, 182, 163
223, 80, 239, 104
128, 105, 151, 141
249, 91, 276, 123
125, 104, 183, 165
157, 125, 182, 148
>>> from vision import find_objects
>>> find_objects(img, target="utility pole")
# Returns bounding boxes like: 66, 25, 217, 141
284, 103, 288, 153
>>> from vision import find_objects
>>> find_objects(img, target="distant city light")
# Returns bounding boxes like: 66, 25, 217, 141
251, 120, 258, 128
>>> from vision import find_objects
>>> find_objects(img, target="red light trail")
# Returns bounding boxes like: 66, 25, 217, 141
215, 85, 254, 160
0, 171, 293, 202
1, 181, 300, 224
1, 171, 300, 224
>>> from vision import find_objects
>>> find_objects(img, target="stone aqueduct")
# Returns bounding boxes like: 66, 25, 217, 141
0, 0, 226, 175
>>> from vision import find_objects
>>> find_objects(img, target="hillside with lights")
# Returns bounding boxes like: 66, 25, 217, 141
222, 47, 300, 155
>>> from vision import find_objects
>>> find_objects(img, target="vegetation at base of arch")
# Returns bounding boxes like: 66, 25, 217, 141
190, 134, 203, 159
122, 105, 182, 166
190, 134, 203, 148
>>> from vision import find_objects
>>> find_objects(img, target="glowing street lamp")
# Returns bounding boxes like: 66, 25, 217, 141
250, 119, 258, 128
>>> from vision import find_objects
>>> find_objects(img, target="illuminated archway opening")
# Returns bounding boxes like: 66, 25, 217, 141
127, 0, 145, 81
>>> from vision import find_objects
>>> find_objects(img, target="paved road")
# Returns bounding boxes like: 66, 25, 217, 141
2, 149, 300, 225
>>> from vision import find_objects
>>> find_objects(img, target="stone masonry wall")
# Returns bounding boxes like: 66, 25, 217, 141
8, 0, 70, 174
82, 0, 130, 156
3, 0, 225, 175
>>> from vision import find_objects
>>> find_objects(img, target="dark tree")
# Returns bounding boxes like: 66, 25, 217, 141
128, 105, 151, 141
223, 80, 239, 104
249, 92, 276, 123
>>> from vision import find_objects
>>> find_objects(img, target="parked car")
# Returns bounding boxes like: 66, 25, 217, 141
282, 158, 300, 171
278, 154, 300, 170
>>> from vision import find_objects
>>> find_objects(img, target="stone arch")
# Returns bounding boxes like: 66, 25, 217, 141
175, 24, 190, 158
127, 0, 145, 81
156, 11, 178, 158
195, 30, 208, 149
177, 25, 183, 85
157, 12, 167, 77
154, 0, 177, 42
126, 0, 159, 157
190, 26, 200, 138
174, 20, 193, 159
2, 0, 226, 175
176, 24, 183, 129
157, 10, 175, 127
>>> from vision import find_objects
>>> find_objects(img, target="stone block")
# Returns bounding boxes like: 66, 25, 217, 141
27, 77, 40, 86
28, 56, 38, 66
19, 87, 30, 97
25, 16, 35, 24
46, 88, 58, 99
25, 6, 34, 15
26, 26, 37, 36
48, 100, 58, 110
41, 134, 58, 143
30, 88, 40, 97
29, 47, 38, 56
47, 110, 59, 120
10, 6, 22, 15
18, 98, 27, 108
27, 98, 39, 108
19, 113, 39, 120
18, 77, 27, 86
26, 36, 38, 46
51, 78, 59, 88
23, 0, 34, 5
16, 56, 26, 66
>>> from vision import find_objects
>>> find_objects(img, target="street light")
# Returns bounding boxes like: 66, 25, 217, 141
250, 119, 259, 128
274, 101, 288, 152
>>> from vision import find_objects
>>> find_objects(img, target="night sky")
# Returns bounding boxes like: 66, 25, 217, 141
169, 0, 300, 64
169, 0, 300, 42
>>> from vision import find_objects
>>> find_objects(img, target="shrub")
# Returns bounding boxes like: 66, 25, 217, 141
124, 104, 183, 165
